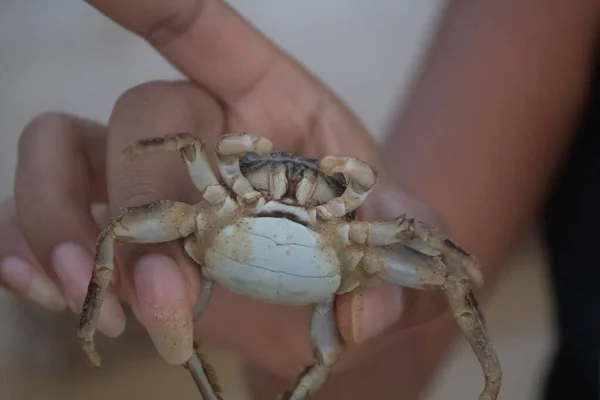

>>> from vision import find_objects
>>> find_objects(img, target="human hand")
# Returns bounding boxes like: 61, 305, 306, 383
0, 0, 457, 394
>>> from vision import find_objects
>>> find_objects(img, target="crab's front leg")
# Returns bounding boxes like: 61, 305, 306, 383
78, 199, 226, 399
77, 200, 198, 365
339, 219, 501, 400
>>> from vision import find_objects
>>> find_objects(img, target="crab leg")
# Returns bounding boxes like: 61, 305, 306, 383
77, 200, 198, 367
315, 156, 377, 220
181, 234, 252, 400
120, 132, 229, 205
78, 200, 226, 399
367, 245, 501, 400
181, 238, 223, 399
284, 296, 343, 400
214, 133, 273, 203
343, 215, 483, 286
338, 218, 501, 400
184, 340, 224, 400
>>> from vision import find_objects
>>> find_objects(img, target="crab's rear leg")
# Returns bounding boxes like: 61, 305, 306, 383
78, 199, 232, 399
340, 221, 501, 400
370, 246, 501, 400
347, 215, 484, 286
314, 156, 377, 220
282, 296, 342, 400
77, 200, 197, 366
184, 340, 224, 400
214, 133, 273, 203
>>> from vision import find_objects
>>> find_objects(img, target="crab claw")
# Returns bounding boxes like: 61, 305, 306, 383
318, 156, 377, 189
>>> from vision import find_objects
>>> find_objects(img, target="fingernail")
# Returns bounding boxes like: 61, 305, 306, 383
134, 253, 194, 365
52, 242, 126, 338
351, 284, 404, 344
0, 257, 66, 312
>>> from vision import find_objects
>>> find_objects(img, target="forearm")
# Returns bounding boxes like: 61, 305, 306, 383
386, 0, 600, 282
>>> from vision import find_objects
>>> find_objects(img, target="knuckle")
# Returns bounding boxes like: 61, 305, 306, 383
113, 80, 180, 113
108, 81, 199, 213
110, 167, 177, 209
141, 0, 204, 46
18, 112, 75, 156
110, 81, 197, 135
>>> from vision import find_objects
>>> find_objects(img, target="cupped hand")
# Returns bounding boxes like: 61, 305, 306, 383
0, 0, 450, 388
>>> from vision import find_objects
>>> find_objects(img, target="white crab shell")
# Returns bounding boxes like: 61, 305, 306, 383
203, 216, 342, 305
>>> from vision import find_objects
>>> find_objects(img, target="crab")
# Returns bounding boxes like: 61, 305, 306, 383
77, 132, 502, 400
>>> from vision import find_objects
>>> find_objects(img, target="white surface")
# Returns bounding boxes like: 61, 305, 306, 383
206, 217, 341, 305
0, 1, 554, 399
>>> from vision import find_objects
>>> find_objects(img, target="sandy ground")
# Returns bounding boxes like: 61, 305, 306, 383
0, 1, 556, 399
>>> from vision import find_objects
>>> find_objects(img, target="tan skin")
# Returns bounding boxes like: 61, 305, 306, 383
1, 0, 599, 399
251, 2, 600, 398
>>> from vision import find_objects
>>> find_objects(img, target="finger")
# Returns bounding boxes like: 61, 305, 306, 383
14, 113, 125, 337
0, 198, 66, 312
105, 80, 224, 365
87, 0, 382, 164
0, 199, 117, 312
87, 0, 310, 106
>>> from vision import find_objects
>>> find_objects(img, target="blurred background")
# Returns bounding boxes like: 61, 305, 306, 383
0, 1, 555, 399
